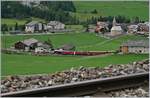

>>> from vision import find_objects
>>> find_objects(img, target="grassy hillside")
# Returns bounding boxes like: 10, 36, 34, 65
78, 34, 148, 51
2, 33, 148, 75
2, 53, 148, 75
1, 33, 107, 49
73, 1, 149, 21
1, 17, 46, 27
2, 33, 148, 51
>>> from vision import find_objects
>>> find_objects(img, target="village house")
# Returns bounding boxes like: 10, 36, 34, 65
35, 42, 53, 53
127, 24, 139, 34
47, 21, 65, 30
110, 17, 123, 36
14, 38, 39, 51
95, 21, 109, 33
120, 40, 149, 54
14, 38, 52, 52
138, 22, 150, 33
25, 21, 42, 33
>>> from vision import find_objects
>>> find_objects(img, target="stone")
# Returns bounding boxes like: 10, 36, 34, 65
48, 80, 53, 86
71, 77, 78, 81
4, 81, 11, 87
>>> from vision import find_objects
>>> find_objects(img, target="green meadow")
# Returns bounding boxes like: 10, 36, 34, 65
1, 33, 149, 75
2, 53, 148, 76
73, 1, 149, 21
2, 33, 148, 51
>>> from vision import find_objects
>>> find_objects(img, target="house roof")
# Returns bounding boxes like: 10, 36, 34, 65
37, 42, 52, 48
47, 21, 64, 26
26, 21, 39, 26
21, 38, 38, 46
122, 40, 149, 48
128, 25, 138, 29
111, 26, 122, 31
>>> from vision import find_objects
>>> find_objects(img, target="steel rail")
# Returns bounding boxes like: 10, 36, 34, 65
1, 72, 149, 97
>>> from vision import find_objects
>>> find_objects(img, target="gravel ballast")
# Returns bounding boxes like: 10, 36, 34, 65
1, 59, 149, 97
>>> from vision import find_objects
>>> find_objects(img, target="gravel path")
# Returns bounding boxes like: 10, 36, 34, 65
1, 59, 149, 96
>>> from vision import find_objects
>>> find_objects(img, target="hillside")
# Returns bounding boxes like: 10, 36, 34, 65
1, 1, 149, 27
1, 33, 149, 75
2, 33, 148, 51
1, 17, 46, 27
73, 1, 149, 21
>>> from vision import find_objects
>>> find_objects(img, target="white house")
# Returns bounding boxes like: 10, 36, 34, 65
35, 42, 52, 53
47, 21, 65, 30
25, 21, 42, 33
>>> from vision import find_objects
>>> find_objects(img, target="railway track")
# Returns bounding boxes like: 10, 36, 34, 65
1, 72, 149, 97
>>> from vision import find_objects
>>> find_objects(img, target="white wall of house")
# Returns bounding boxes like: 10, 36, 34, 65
111, 30, 122, 36
47, 23, 65, 30
35, 47, 50, 53
38, 23, 42, 31
128, 46, 149, 53
54, 24, 65, 29
25, 47, 30, 51
25, 26, 35, 33
47, 25, 53, 29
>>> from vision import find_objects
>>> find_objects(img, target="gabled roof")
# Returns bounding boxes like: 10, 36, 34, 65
111, 26, 122, 31
122, 40, 149, 48
21, 38, 38, 46
47, 21, 64, 26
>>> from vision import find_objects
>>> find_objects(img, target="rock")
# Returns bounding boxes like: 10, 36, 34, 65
1, 59, 149, 94
71, 77, 78, 82
38, 82, 43, 87
21, 83, 27, 88
133, 61, 137, 65
47, 80, 53, 86
4, 81, 11, 87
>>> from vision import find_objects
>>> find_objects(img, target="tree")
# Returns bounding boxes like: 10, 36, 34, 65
15, 22, 18, 30
19, 25, 25, 31
2, 24, 8, 33
91, 9, 98, 14
83, 23, 89, 32
133, 17, 140, 23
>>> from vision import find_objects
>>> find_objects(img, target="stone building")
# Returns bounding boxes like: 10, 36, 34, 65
14, 38, 39, 51
25, 21, 42, 33
47, 21, 65, 30
120, 40, 149, 54
127, 25, 139, 34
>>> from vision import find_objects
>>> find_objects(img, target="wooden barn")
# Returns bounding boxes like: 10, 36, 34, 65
14, 38, 38, 51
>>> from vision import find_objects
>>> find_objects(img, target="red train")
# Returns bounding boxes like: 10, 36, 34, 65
54, 50, 112, 56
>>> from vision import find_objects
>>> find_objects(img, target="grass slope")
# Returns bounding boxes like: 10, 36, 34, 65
2, 33, 149, 75
78, 34, 148, 51
2, 33, 107, 49
2, 33, 148, 51
1, 17, 46, 27
73, 1, 149, 21
2, 53, 148, 76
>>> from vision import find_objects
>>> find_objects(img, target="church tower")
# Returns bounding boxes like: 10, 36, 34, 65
113, 17, 117, 26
